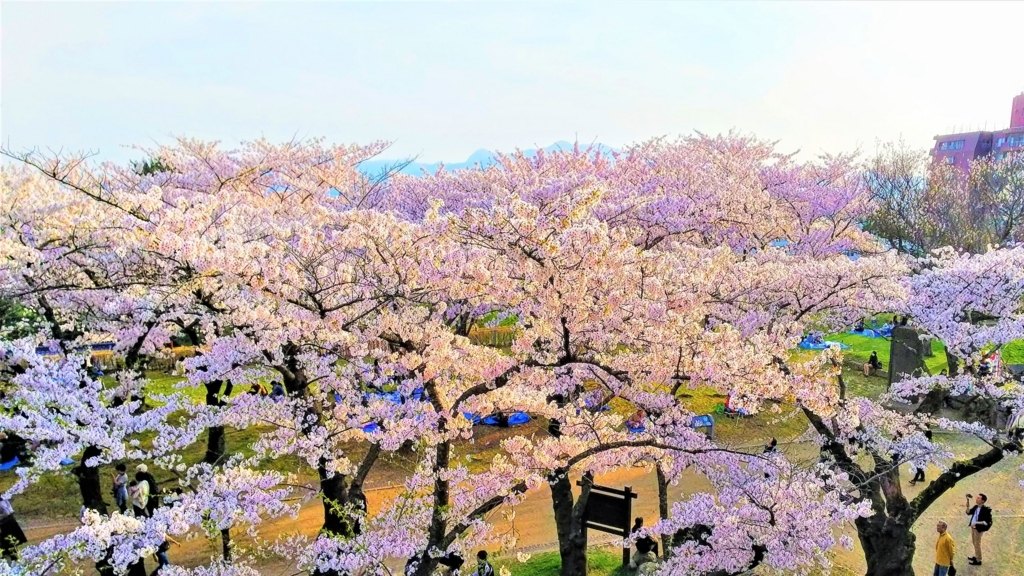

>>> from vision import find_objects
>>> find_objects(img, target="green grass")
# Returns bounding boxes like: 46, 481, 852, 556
480, 311, 519, 328
826, 332, 948, 374
669, 387, 808, 446
493, 549, 625, 576
1002, 340, 1024, 364
0, 422, 320, 519
841, 369, 889, 401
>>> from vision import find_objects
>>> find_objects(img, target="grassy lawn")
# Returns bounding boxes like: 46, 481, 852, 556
494, 549, 624, 576
842, 369, 889, 400
1003, 339, 1024, 364
826, 332, 948, 374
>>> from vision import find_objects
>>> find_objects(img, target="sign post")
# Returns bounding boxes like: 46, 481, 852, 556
690, 414, 715, 440
577, 481, 639, 568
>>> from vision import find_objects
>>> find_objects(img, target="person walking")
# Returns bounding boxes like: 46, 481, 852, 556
909, 430, 932, 485
126, 557, 147, 576
129, 479, 150, 518
136, 465, 160, 516
112, 464, 129, 514
629, 517, 658, 569
966, 493, 992, 566
909, 460, 926, 485
0, 497, 28, 560
934, 520, 955, 576
470, 550, 494, 576
151, 534, 179, 576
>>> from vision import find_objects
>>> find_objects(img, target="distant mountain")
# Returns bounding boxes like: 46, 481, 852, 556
357, 141, 617, 177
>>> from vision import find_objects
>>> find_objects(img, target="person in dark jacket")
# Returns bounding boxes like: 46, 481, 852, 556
151, 535, 179, 576
629, 517, 658, 568
270, 382, 286, 401
126, 558, 147, 576
436, 551, 464, 575
136, 465, 160, 516
471, 550, 494, 576
966, 493, 993, 565
909, 430, 932, 485
0, 497, 27, 560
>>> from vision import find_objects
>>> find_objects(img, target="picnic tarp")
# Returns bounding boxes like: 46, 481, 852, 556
798, 338, 850, 350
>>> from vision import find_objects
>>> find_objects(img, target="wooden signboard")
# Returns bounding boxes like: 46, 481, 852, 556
578, 481, 638, 567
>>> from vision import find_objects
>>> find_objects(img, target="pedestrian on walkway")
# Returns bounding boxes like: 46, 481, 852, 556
470, 550, 494, 576
112, 464, 129, 513
151, 535, 179, 576
0, 497, 27, 560
966, 493, 992, 566
629, 517, 658, 569
933, 520, 954, 576
129, 480, 150, 518
136, 465, 160, 516
126, 557, 147, 576
909, 430, 932, 485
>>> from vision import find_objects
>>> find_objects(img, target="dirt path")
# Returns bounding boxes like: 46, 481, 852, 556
23, 437, 1024, 575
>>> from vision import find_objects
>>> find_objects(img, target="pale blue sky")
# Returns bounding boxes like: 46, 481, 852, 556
3, 1, 1023, 164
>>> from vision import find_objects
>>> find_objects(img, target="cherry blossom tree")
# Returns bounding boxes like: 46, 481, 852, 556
401, 138, 890, 576
5, 134, 1018, 576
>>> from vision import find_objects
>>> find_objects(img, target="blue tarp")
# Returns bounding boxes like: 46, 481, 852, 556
625, 422, 646, 434
364, 388, 428, 405
35, 342, 117, 356
508, 412, 530, 425
465, 411, 531, 426
849, 328, 892, 338
798, 338, 850, 350
0, 456, 71, 470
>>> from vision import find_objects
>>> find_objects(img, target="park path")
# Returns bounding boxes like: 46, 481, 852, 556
23, 438, 1024, 575
20, 440, 770, 574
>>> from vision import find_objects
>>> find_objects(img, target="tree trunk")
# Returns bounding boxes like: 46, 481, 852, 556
318, 461, 351, 538
203, 381, 228, 465
312, 466, 345, 576
411, 440, 453, 576
348, 443, 381, 536
204, 426, 226, 466
945, 350, 960, 378
220, 528, 231, 562
74, 446, 107, 514
856, 514, 916, 576
656, 463, 672, 558
550, 471, 589, 576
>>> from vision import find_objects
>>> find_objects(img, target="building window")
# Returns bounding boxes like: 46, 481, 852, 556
1007, 136, 1024, 148
997, 138, 1005, 147
945, 156, 956, 164
939, 140, 965, 151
